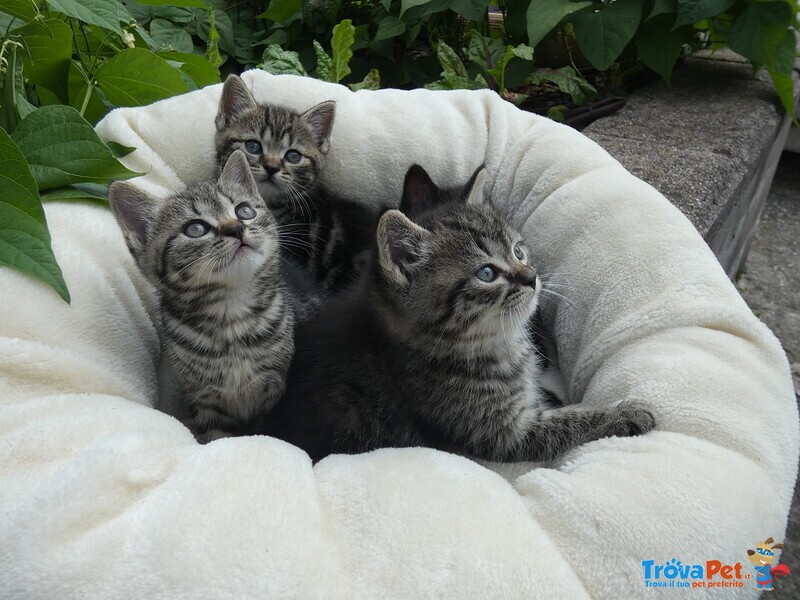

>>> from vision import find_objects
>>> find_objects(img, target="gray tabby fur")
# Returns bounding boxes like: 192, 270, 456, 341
108, 151, 294, 442
264, 166, 656, 461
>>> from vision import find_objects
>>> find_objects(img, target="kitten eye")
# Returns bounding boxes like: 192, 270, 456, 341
476, 265, 498, 282
244, 140, 262, 154
284, 149, 302, 164
236, 203, 256, 220
184, 220, 210, 238
513, 243, 525, 261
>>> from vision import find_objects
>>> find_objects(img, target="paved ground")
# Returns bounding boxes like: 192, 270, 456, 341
736, 150, 800, 598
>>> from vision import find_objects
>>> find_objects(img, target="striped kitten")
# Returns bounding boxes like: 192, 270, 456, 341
215, 74, 383, 289
261, 166, 655, 461
108, 151, 294, 441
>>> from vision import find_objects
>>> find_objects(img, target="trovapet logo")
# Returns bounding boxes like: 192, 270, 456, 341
641, 538, 791, 590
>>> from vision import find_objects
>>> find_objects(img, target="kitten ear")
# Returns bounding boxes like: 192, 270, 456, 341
301, 100, 335, 152
108, 181, 157, 256
216, 75, 257, 131
400, 164, 441, 217
219, 150, 259, 198
464, 165, 488, 205
377, 209, 431, 286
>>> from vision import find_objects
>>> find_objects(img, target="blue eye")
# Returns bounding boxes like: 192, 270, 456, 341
244, 140, 262, 154
513, 243, 525, 261
236, 203, 256, 220
184, 220, 210, 238
476, 265, 498, 282
284, 150, 302, 164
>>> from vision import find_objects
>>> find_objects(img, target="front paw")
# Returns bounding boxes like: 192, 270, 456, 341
612, 403, 656, 437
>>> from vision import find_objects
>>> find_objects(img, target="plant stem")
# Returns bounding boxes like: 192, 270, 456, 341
79, 81, 93, 117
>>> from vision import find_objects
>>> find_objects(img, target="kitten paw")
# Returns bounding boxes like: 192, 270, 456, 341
612, 403, 656, 437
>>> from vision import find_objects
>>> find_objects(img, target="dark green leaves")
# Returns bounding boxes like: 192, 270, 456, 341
728, 1, 793, 67
260, 0, 302, 22
573, 0, 644, 71
95, 48, 189, 107
1, 0, 39, 22
526, 0, 592, 47
530, 66, 598, 104
636, 16, 693, 84
11, 18, 73, 102
262, 44, 308, 75
674, 0, 735, 28
45, 0, 131, 37
0, 127, 69, 302
374, 16, 407, 41
10, 105, 139, 190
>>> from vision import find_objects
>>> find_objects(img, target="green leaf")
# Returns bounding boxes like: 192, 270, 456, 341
10, 105, 140, 190
546, 104, 569, 121
261, 44, 308, 75
105, 141, 136, 158
10, 18, 73, 103
40, 183, 109, 202
313, 40, 333, 80
204, 8, 224, 67
158, 51, 221, 87
636, 15, 692, 84
330, 19, 355, 83
648, 0, 676, 21
767, 67, 796, 116
95, 48, 189, 107
436, 39, 468, 78
134, 0, 208, 7
45, 0, 131, 37
260, 0, 302, 21
197, 8, 236, 56
573, 0, 644, 71
529, 66, 597, 104
149, 18, 194, 53
727, 2, 793, 67
526, 0, 592, 48
674, 0, 735, 28
374, 16, 407, 41
466, 34, 506, 73
511, 44, 535, 61
0, 127, 69, 302
451, 0, 488, 21
302, 0, 343, 25
67, 61, 106, 125
400, 0, 431, 17
1, 0, 39, 21
349, 68, 380, 91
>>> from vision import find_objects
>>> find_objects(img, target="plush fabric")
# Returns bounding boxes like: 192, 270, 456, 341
1, 71, 797, 599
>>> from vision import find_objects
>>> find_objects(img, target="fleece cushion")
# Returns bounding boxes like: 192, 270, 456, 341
1, 70, 797, 599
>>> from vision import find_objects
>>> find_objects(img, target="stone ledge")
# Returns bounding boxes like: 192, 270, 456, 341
584, 49, 799, 278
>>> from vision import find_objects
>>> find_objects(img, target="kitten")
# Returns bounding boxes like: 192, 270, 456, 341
215, 74, 383, 289
108, 151, 295, 441
260, 166, 655, 461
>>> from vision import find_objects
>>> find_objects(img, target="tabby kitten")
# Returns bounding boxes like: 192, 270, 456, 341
261, 166, 655, 461
214, 74, 383, 289
109, 151, 294, 441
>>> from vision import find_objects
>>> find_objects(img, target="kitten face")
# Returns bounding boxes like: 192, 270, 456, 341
214, 75, 335, 208
377, 167, 539, 340
109, 151, 279, 290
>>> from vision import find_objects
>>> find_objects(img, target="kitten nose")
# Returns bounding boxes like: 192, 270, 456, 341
513, 267, 537, 288
220, 221, 245, 241
264, 165, 279, 177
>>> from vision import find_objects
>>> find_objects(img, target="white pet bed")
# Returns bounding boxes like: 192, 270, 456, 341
0, 71, 797, 599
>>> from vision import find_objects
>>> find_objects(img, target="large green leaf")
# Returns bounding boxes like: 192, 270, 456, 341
330, 19, 355, 83
40, 183, 109, 203
0, 127, 69, 302
11, 18, 73, 102
10, 105, 140, 191
67, 60, 106, 125
149, 18, 194, 53
134, 0, 208, 7
95, 48, 189, 107
573, 0, 644, 71
526, 0, 592, 47
727, 1, 793, 67
451, 0, 488, 21
349, 68, 380, 91
159, 51, 221, 87
400, 0, 431, 17
1, 0, 39, 21
262, 44, 308, 75
674, 0, 735, 28
313, 40, 333, 80
260, 0, 302, 22
636, 15, 693, 84
374, 16, 407, 41
45, 0, 131, 36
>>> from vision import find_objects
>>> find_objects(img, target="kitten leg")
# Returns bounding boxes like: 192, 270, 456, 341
484, 402, 656, 463
189, 404, 242, 444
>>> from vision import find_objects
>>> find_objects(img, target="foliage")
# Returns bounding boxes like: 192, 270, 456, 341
0, 0, 797, 299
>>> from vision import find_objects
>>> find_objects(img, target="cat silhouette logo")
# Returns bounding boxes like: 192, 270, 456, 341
747, 537, 791, 590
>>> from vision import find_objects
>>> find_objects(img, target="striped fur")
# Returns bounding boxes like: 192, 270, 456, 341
215, 75, 384, 290
109, 152, 294, 441
262, 166, 655, 461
